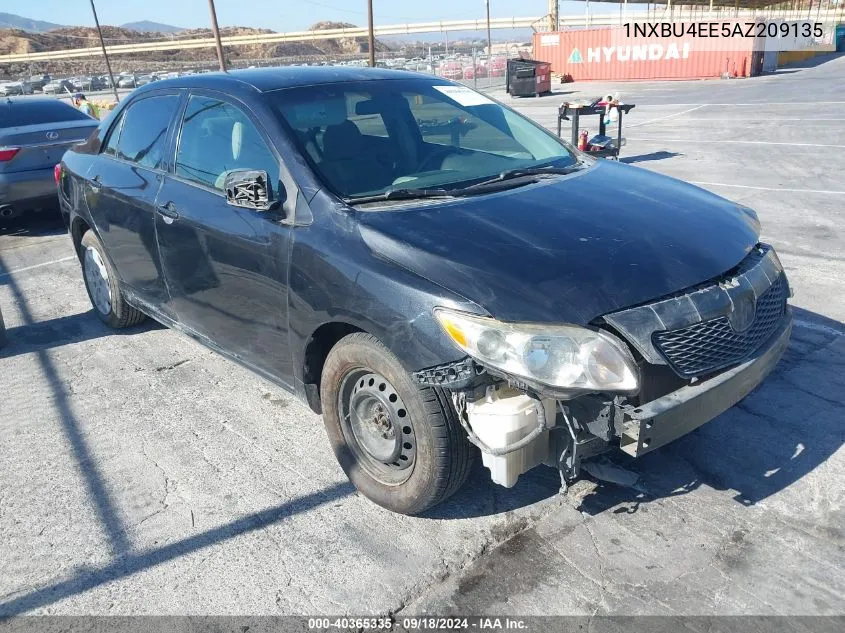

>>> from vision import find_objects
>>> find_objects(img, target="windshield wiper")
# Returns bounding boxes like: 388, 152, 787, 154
457, 163, 586, 192
344, 162, 586, 205
344, 187, 454, 205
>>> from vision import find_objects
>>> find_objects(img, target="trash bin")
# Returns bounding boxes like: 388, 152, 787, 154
506, 59, 552, 97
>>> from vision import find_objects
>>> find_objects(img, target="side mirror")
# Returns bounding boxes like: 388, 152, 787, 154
223, 169, 280, 212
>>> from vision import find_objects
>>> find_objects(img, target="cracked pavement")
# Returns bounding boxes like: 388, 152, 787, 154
1, 55, 844, 616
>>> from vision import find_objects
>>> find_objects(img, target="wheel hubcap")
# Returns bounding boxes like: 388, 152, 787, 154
339, 370, 417, 483
84, 246, 112, 315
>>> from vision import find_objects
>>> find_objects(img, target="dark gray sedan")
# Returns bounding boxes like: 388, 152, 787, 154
1, 98, 98, 220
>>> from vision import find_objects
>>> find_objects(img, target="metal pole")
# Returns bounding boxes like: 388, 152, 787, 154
207, 0, 227, 71
485, 0, 493, 60
89, 0, 119, 102
368, 0, 376, 67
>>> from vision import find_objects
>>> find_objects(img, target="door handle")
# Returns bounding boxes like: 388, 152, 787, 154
90, 174, 101, 192
156, 201, 179, 224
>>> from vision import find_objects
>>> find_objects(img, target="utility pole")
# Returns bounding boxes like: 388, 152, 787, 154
207, 0, 227, 71
485, 0, 492, 58
89, 0, 119, 102
367, 0, 376, 67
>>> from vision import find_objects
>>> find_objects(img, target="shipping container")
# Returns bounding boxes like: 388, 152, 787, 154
533, 22, 763, 81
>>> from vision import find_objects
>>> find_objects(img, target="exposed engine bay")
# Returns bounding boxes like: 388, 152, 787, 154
449, 380, 626, 489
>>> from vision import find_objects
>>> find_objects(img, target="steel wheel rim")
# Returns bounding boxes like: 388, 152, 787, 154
338, 369, 417, 485
84, 246, 112, 316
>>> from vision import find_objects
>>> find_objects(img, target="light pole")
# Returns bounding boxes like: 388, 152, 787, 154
88, 0, 119, 102
207, 0, 227, 71
485, 0, 492, 58
367, 0, 376, 67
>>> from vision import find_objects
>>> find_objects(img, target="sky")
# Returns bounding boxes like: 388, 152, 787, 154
2, 0, 622, 31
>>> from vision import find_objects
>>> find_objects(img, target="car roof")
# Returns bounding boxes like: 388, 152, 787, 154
144, 66, 435, 94
4, 97, 73, 107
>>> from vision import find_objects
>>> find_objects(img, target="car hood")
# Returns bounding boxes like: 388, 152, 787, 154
357, 160, 760, 325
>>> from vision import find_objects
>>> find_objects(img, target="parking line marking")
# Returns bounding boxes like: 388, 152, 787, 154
627, 105, 707, 128
630, 138, 845, 148
794, 318, 845, 337
690, 182, 845, 195
648, 118, 845, 122
0, 255, 76, 279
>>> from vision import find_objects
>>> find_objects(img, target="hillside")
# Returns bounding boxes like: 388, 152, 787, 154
0, 21, 392, 77
0, 11, 64, 33
121, 21, 186, 34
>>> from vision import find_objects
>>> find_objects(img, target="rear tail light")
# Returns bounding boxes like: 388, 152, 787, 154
0, 147, 20, 162
54, 163, 63, 185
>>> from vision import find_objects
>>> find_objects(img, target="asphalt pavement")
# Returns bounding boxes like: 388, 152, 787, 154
1, 53, 843, 618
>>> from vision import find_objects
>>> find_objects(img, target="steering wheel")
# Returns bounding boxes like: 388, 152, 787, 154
416, 146, 460, 173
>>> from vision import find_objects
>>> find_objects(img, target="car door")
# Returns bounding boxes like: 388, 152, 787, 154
155, 91, 294, 384
85, 92, 180, 311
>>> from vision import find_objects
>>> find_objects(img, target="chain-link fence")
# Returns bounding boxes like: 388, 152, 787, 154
378, 48, 521, 93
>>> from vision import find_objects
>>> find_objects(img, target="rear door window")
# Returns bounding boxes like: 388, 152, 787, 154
114, 95, 178, 170
174, 94, 279, 195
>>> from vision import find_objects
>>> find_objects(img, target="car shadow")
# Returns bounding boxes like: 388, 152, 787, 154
432, 306, 845, 519
621, 151, 682, 164
0, 309, 163, 359
423, 457, 563, 519
0, 207, 66, 238
0, 251, 355, 617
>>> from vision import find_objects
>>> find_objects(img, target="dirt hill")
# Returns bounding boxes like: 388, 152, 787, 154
0, 21, 392, 77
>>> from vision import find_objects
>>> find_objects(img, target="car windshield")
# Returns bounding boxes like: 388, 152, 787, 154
267, 78, 577, 200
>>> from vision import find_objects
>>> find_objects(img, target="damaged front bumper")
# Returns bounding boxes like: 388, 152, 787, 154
419, 307, 792, 489
618, 308, 792, 457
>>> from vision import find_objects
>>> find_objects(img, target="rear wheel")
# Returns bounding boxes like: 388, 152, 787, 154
80, 230, 145, 329
321, 333, 474, 515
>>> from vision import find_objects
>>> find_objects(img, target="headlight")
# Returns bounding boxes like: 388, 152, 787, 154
434, 308, 638, 392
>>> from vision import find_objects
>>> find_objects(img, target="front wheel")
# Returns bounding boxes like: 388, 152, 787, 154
320, 333, 474, 515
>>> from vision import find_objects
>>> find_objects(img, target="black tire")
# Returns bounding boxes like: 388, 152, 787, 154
80, 230, 146, 329
321, 332, 474, 515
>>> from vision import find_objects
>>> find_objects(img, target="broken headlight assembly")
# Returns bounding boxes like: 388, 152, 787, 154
434, 308, 639, 393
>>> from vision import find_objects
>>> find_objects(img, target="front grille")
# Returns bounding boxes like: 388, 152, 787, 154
652, 274, 788, 378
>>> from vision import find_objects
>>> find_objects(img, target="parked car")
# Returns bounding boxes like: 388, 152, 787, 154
117, 75, 137, 88
58, 68, 792, 514
72, 75, 107, 91
0, 81, 33, 96
1, 98, 98, 219
42, 79, 75, 95
28, 74, 52, 91
135, 74, 160, 87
